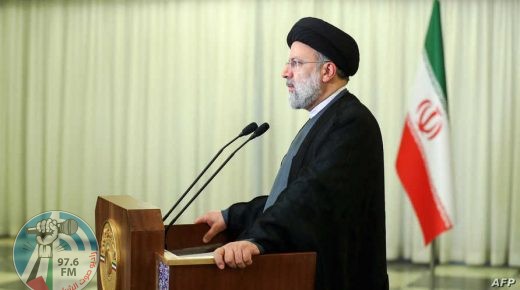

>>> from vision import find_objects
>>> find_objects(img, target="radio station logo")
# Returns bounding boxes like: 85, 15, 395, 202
13, 211, 99, 290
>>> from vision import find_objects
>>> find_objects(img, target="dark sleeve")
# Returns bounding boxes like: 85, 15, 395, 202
238, 109, 384, 253
225, 195, 268, 237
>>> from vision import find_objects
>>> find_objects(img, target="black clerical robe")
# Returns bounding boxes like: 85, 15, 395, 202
226, 90, 388, 290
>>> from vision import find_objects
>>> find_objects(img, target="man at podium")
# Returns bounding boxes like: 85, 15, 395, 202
196, 17, 389, 290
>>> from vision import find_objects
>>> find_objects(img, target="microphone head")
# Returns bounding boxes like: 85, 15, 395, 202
249, 122, 270, 140
59, 219, 79, 235
239, 122, 258, 137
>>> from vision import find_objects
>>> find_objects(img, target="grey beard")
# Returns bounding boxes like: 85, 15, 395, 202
288, 72, 321, 109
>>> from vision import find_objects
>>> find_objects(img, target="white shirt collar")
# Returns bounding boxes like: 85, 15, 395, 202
309, 86, 346, 119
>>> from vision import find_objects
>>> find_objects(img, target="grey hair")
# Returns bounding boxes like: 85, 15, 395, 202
314, 51, 349, 81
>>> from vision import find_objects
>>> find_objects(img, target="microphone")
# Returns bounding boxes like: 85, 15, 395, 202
248, 122, 270, 140
162, 122, 258, 222
165, 123, 270, 237
26, 219, 79, 235
239, 122, 260, 137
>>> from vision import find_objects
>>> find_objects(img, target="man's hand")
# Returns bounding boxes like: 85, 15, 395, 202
214, 241, 260, 270
194, 211, 227, 243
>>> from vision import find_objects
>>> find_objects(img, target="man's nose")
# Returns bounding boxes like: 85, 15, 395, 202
281, 64, 292, 79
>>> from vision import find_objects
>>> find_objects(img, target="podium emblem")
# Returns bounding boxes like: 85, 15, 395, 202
100, 220, 120, 290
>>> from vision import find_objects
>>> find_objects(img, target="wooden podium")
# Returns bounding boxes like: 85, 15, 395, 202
95, 195, 316, 290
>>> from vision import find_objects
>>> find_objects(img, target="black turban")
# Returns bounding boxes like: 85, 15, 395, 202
287, 17, 359, 76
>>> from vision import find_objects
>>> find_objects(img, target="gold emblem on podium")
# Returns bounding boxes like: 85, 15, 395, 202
100, 220, 119, 290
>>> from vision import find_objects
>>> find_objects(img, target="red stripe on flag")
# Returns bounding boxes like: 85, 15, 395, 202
27, 276, 49, 290
396, 118, 452, 245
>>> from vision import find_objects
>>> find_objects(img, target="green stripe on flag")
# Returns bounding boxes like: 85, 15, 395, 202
425, 0, 447, 100
47, 257, 53, 289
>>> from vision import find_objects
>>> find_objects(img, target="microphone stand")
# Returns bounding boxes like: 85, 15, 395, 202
164, 123, 269, 248
162, 136, 239, 222
162, 123, 257, 222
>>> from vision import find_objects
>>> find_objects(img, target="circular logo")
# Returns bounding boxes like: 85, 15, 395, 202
99, 220, 119, 290
13, 211, 99, 290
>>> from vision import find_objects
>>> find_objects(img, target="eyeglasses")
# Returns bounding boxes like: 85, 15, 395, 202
285, 59, 329, 70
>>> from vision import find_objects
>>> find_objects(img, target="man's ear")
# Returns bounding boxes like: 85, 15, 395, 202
321, 62, 337, 83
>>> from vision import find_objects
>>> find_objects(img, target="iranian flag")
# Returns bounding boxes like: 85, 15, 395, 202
396, 0, 454, 245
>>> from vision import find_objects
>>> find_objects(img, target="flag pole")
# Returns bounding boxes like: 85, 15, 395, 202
429, 239, 436, 290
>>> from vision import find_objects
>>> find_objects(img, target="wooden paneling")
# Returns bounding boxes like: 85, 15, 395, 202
164, 224, 316, 290
168, 252, 316, 290
95, 195, 163, 290
96, 195, 316, 290
165, 223, 230, 250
